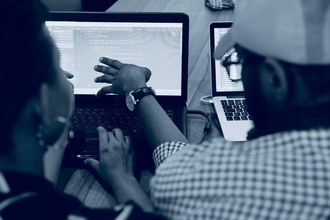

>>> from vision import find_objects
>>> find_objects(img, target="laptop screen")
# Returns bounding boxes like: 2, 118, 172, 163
210, 22, 244, 93
45, 12, 188, 98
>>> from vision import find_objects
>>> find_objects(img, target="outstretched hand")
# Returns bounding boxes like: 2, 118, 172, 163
85, 126, 134, 183
94, 57, 151, 96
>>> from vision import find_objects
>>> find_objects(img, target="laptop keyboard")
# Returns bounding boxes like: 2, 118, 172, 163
73, 108, 141, 134
221, 99, 252, 121
64, 107, 174, 167
72, 107, 174, 134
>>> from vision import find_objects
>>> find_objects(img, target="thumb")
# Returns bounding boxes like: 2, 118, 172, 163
96, 85, 118, 97
84, 158, 99, 171
144, 67, 151, 82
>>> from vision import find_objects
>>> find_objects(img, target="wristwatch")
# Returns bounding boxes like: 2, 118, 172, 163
125, 86, 155, 111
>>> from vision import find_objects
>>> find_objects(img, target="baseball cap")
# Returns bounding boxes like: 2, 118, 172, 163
214, 0, 330, 65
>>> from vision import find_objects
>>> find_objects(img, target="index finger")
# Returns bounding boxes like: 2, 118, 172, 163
97, 126, 108, 150
99, 57, 123, 69
112, 128, 124, 142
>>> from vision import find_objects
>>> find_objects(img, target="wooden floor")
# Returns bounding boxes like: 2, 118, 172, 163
58, 0, 234, 208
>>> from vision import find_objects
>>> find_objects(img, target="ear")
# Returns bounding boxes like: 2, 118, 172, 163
259, 58, 289, 104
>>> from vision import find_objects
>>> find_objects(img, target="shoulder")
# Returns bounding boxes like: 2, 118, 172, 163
0, 191, 83, 219
0, 171, 164, 219
81, 202, 166, 220
0, 193, 164, 220
150, 129, 330, 219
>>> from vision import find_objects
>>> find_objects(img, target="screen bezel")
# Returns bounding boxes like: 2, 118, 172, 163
210, 21, 245, 97
46, 12, 189, 105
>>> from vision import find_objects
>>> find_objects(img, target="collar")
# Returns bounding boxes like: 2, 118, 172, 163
248, 127, 330, 146
0, 171, 54, 195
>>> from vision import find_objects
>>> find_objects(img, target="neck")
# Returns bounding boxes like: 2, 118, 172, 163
291, 103, 330, 129
248, 102, 330, 139
0, 155, 44, 178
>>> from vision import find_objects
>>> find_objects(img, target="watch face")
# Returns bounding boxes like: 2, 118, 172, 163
125, 94, 135, 111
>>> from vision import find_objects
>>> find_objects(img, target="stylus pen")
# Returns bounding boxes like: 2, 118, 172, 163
76, 154, 99, 160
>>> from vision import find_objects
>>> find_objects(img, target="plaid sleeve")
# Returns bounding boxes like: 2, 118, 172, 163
153, 141, 188, 167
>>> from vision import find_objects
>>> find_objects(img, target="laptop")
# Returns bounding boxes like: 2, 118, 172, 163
209, 21, 253, 141
45, 12, 189, 167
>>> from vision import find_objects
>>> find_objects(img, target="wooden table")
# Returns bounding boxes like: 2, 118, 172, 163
59, 0, 234, 208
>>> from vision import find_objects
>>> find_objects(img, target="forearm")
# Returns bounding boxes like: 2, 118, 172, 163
137, 95, 189, 151
93, 58, 188, 151
106, 174, 154, 213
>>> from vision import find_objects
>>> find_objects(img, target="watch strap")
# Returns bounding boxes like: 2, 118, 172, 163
130, 87, 155, 101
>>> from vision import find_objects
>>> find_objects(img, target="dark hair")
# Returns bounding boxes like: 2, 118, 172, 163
237, 45, 330, 106
288, 64, 330, 105
0, 0, 54, 153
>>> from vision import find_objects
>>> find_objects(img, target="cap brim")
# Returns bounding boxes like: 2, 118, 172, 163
213, 29, 235, 59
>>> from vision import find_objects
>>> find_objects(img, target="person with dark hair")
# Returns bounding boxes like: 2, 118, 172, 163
0, 0, 162, 219
82, 0, 117, 11
40, 0, 117, 11
90, 0, 330, 219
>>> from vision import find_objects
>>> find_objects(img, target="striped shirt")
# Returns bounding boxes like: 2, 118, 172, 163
150, 127, 330, 220
0, 171, 163, 220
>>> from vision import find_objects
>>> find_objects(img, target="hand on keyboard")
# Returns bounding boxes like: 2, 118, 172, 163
84, 126, 134, 181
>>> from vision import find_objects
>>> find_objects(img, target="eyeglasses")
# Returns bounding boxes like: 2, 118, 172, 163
221, 50, 242, 82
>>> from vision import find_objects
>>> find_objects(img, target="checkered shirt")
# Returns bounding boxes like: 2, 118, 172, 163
150, 128, 330, 220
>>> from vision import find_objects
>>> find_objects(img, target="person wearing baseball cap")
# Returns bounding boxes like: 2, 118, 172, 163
92, 0, 330, 219
212, 0, 330, 139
